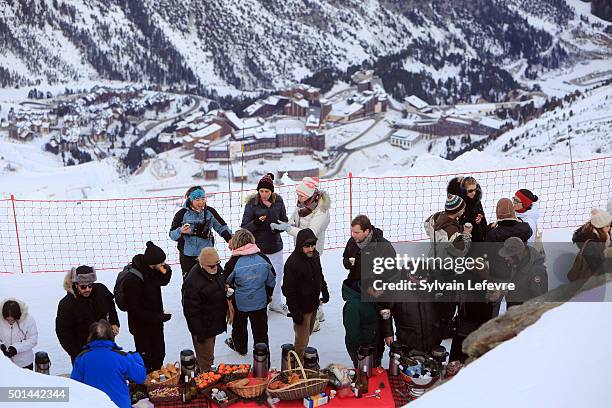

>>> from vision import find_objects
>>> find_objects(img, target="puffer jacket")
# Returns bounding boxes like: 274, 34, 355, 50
225, 244, 276, 312
283, 229, 329, 316
447, 177, 488, 242
287, 191, 331, 253
241, 193, 288, 254
517, 203, 540, 243
0, 298, 38, 368
169, 202, 232, 257
424, 211, 471, 260
56, 272, 119, 361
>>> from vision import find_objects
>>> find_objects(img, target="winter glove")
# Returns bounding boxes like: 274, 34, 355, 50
270, 222, 290, 232
161, 313, 172, 323
5, 346, 17, 358
289, 312, 304, 325
320, 287, 330, 304
0, 344, 7, 356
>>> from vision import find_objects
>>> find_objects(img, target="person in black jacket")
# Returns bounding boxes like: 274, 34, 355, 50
121, 242, 172, 373
55, 265, 120, 364
447, 176, 488, 242
282, 228, 329, 361
241, 173, 289, 314
484, 198, 533, 319
342, 215, 397, 299
572, 209, 611, 276
182, 247, 229, 371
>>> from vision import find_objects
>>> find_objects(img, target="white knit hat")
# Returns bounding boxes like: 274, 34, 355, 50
590, 208, 612, 229
296, 177, 319, 198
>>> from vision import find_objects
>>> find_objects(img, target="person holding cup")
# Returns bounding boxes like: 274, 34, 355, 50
120, 241, 172, 373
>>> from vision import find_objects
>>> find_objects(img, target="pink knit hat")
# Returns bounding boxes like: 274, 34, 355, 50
296, 177, 320, 198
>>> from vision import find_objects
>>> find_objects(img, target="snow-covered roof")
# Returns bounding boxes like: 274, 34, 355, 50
295, 99, 309, 109
201, 163, 219, 171
224, 111, 245, 129
446, 117, 472, 125
329, 101, 363, 117
244, 102, 263, 116
406, 95, 429, 109
391, 129, 421, 141
191, 123, 222, 138
479, 117, 505, 130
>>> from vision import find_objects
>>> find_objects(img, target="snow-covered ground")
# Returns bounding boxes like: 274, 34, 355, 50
411, 288, 612, 408
0, 353, 116, 407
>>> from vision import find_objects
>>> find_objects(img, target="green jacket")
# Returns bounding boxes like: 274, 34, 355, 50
342, 280, 379, 358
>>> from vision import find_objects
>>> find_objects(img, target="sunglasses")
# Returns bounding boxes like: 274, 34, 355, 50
512, 197, 522, 204
466, 188, 477, 193
78, 284, 93, 290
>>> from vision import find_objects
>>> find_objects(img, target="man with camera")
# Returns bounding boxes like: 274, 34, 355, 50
169, 186, 233, 279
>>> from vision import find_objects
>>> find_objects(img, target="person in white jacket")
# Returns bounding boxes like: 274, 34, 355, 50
513, 189, 540, 244
0, 299, 38, 369
271, 177, 331, 330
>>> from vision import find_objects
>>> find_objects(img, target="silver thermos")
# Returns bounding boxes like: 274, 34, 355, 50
35, 351, 51, 375
389, 342, 402, 376
280, 344, 296, 372
180, 349, 197, 377
253, 343, 269, 378
303, 347, 320, 370
357, 345, 374, 377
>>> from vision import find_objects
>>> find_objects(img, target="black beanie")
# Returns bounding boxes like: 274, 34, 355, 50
143, 241, 166, 265
257, 173, 275, 192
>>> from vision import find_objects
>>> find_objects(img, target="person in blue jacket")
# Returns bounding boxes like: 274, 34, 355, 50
240, 173, 289, 314
223, 229, 276, 356
169, 186, 233, 279
71, 319, 146, 408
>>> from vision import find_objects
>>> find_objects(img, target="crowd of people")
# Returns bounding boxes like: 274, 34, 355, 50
1, 174, 610, 408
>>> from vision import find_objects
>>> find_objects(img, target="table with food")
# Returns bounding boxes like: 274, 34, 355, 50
130, 345, 463, 408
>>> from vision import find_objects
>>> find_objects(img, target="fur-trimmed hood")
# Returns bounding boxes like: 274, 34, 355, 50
310, 190, 331, 212
63, 270, 76, 296
0, 298, 28, 321
245, 192, 283, 206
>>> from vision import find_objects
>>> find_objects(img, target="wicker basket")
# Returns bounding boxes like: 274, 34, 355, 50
399, 370, 438, 389
227, 377, 269, 399
145, 362, 181, 390
266, 351, 327, 401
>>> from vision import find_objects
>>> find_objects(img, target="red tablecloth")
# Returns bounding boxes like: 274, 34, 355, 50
154, 370, 405, 407
234, 370, 395, 408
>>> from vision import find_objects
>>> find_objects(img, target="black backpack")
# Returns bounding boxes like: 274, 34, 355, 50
114, 266, 143, 312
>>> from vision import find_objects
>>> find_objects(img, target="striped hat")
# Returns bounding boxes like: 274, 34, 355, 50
445, 194, 465, 214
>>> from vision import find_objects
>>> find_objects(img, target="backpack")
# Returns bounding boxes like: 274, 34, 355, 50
114, 266, 143, 311
567, 240, 594, 282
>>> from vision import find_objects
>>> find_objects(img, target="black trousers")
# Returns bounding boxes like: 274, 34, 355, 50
231, 307, 268, 355
133, 326, 166, 373
180, 253, 198, 280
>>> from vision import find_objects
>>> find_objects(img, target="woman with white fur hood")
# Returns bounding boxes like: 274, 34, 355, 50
0, 299, 38, 369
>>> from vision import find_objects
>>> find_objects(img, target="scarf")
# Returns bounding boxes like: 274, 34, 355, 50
231, 243, 261, 256
356, 230, 374, 250
297, 190, 321, 218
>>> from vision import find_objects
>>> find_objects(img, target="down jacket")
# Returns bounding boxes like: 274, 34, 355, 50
0, 298, 38, 368
287, 191, 331, 254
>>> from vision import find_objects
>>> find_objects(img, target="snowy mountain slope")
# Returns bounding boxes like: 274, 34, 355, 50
1, 0, 610, 91
482, 83, 612, 161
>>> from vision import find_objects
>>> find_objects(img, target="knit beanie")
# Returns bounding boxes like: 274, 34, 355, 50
590, 208, 612, 229
496, 198, 517, 221
143, 241, 166, 265
189, 188, 206, 202
199, 247, 220, 266
257, 173, 275, 192
72, 265, 97, 285
445, 194, 465, 215
515, 189, 538, 213
296, 177, 320, 198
